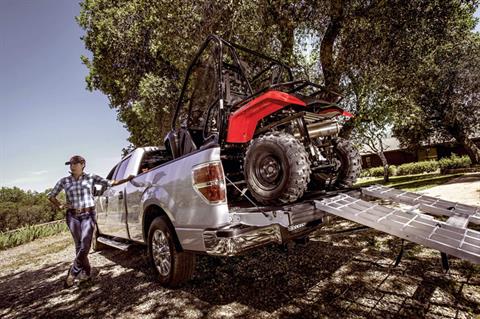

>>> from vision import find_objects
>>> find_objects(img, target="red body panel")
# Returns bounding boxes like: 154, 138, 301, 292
318, 106, 353, 118
226, 90, 307, 143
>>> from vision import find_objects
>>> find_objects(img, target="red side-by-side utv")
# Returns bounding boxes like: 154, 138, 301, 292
165, 35, 361, 205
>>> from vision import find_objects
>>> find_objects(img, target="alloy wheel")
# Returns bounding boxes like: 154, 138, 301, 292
152, 229, 171, 276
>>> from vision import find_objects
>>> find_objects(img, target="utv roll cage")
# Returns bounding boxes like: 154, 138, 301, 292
170, 35, 342, 148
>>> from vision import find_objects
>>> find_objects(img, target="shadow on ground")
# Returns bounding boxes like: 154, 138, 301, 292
0, 231, 479, 318
443, 172, 480, 184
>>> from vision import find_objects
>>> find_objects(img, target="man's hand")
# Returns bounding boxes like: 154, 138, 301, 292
111, 175, 136, 186
58, 203, 72, 210
49, 196, 70, 211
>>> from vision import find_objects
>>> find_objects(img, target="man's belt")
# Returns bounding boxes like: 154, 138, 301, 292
68, 207, 95, 215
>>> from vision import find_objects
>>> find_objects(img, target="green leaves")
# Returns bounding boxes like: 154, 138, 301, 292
0, 187, 63, 232
77, 0, 307, 147
77, 0, 480, 162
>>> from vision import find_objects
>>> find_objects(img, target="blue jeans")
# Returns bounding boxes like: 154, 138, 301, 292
66, 210, 96, 276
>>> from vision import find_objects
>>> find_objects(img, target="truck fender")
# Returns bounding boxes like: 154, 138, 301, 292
141, 202, 185, 252
141, 195, 178, 245
226, 90, 306, 143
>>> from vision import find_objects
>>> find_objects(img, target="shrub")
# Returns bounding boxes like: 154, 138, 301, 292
396, 160, 439, 176
360, 169, 370, 178
389, 165, 397, 176
0, 221, 68, 250
438, 154, 471, 171
360, 155, 472, 178
367, 166, 385, 178
360, 165, 397, 178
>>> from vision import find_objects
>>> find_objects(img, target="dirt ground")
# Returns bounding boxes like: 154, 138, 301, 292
417, 173, 480, 207
1, 175, 479, 319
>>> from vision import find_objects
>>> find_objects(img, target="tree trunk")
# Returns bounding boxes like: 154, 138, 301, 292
455, 135, 480, 165
263, 2, 295, 63
377, 151, 389, 182
448, 124, 480, 165
375, 137, 389, 182
320, 0, 344, 94
321, 0, 347, 136
278, 18, 295, 64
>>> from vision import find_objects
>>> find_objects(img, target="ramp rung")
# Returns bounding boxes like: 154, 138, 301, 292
363, 185, 480, 225
315, 194, 480, 264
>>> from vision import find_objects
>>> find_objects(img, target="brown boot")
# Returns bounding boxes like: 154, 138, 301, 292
64, 267, 76, 288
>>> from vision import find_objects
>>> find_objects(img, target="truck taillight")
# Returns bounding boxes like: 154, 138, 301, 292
192, 161, 226, 204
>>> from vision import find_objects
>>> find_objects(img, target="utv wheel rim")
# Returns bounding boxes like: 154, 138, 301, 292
152, 229, 171, 276
256, 154, 282, 187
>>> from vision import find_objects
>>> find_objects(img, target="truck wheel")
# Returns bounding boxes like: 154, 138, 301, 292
91, 223, 107, 252
147, 216, 196, 287
313, 137, 361, 188
244, 132, 311, 205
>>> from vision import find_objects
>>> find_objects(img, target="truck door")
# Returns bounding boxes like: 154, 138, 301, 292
124, 148, 166, 242
103, 156, 131, 239
95, 164, 117, 229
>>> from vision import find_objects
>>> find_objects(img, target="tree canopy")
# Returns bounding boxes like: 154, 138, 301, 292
392, 33, 480, 162
77, 0, 480, 161
0, 187, 63, 231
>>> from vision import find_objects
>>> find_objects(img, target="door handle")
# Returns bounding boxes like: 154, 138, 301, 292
118, 192, 124, 200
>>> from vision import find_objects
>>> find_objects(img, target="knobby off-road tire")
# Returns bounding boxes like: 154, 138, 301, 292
147, 216, 196, 287
313, 137, 362, 188
244, 132, 311, 205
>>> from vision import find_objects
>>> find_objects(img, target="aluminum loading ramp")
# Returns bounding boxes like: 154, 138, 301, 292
314, 185, 480, 264
362, 184, 480, 226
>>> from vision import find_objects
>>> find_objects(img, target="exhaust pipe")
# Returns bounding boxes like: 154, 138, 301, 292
294, 121, 341, 139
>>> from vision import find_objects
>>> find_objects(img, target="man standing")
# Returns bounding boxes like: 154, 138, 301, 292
49, 155, 133, 287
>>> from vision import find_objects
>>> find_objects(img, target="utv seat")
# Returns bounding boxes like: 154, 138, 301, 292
199, 133, 219, 150
164, 128, 197, 159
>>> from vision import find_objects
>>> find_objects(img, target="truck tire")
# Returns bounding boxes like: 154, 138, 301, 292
147, 216, 196, 287
91, 223, 107, 252
244, 132, 311, 205
313, 137, 361, 188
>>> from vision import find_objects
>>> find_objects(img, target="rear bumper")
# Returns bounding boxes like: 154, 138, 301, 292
203, 220, 323, 256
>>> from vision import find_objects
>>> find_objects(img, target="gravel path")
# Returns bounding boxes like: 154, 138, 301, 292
419, 173, 480, 207
1, 177, 479, 319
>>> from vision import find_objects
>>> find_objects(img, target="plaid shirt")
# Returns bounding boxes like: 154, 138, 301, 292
49, 173, 112, 209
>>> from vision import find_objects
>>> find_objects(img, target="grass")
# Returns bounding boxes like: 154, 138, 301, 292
354, 172, 464, 192
1, 238, 72, 271
0, 221, 68, 251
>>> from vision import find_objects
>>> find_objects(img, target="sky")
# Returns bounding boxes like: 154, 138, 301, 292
1, 0, 130, 192
1, 1, 479, 193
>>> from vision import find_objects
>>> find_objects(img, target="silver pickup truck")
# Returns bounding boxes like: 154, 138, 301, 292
94, 145, 329, 287
95, 144, 480, 287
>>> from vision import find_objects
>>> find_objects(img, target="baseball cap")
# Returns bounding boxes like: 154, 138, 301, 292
65, 155, 86, 165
